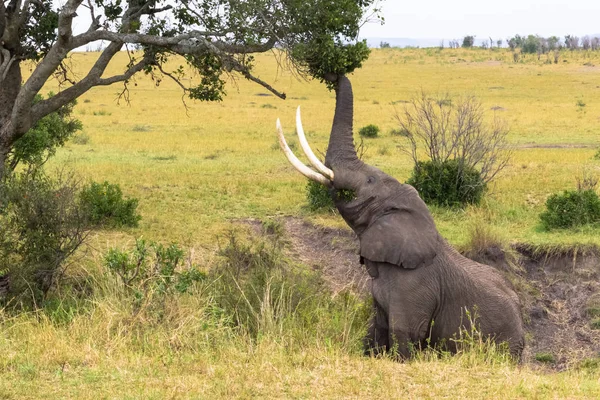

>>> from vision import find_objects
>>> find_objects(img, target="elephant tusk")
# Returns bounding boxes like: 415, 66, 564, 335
277, 118, 332, 187
295, 106, 334, 180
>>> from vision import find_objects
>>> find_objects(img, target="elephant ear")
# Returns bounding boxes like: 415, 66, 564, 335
359, 208, 440, 269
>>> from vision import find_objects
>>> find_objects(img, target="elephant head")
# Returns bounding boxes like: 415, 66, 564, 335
277, 74, 441, 270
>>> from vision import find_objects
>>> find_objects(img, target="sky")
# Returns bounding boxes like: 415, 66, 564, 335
62, 0, 600, 47
360, 0, 600, 39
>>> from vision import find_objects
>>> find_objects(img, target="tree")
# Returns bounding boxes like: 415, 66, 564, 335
582, 36, 591, 50
522, 35, 540, 54
0, 0, 377, 179
508, 34, 524, 50
462, 35, 475, 48
547, 36, 561, 50
564, 35, 579, 49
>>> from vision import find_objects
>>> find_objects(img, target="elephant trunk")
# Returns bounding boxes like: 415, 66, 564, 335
324, 75, 362, 170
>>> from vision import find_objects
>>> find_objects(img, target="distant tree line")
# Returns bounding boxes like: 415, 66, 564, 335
442, 34, 600, 53
379, 34, 600, 52
507, 34, 600, 53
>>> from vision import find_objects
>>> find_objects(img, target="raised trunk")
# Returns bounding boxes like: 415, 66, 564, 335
324, 75, 362, 169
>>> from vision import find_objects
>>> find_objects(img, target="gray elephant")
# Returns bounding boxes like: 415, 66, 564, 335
276, 74, 524, 358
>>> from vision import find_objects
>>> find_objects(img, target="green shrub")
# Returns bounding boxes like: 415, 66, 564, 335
104, 239, 206, 315
407, 159, 486, 207
539, 189, 600, 230
0, 170, 91, 308
358, 124, 380, 138
7, 93, 82, 171
535, 352, 555, 363
80, 181, 141, 228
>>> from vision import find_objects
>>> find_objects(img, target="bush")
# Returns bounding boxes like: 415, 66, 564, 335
462, 35, 475, 48
407, 159, 486, 207
104, 239, 205, 315
358, 124, 380, 138
396, 92, 511, 207
539, 189, 600, 230
535, 352, 555, 363
80, 181, 141, 228
0, 170, 91, 308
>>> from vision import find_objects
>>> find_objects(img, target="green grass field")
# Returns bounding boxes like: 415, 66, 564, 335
2, 47, 600, 398
47, 48, 600, 248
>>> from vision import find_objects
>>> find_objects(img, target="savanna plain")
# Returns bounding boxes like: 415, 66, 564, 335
2, 48, 600, 398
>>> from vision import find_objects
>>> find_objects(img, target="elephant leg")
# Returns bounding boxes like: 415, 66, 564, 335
389, 329, 416, 359
388, 315, 432, 359
363, 301, 389, 356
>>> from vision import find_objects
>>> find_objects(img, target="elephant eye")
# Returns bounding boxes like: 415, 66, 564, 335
367, 176, 376, 184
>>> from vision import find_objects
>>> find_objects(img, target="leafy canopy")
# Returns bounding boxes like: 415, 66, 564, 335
4, 0, 377, 102
0, 0, 379, 167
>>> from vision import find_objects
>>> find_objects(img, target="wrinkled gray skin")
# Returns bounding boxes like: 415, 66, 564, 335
323, 74, 524, 358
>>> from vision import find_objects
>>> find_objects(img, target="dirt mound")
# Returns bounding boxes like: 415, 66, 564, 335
240, 217, 369, 295
517, 247, 600, 369
239, 217, 600, 368
281, 218, 370, 295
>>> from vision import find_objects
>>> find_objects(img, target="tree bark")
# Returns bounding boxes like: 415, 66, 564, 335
0, 59, 21, 180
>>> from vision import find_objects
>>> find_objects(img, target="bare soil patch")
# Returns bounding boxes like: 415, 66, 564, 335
515, 246, 600, 369
238, 217, 600, 369
240, 217, 369, 295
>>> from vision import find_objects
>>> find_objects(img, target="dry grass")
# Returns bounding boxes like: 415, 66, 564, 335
3, 47, 600, 397
2, 300, 600, 399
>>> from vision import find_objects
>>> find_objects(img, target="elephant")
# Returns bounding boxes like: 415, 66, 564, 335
275, 74, 525, 359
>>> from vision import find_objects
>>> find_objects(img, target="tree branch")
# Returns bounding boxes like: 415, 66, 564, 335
72, 30, 276, 55
238, 68, 286, 100
57, 0, 84, 45
129, 2, 173, 20
10, 0, 86, 134
29, 41, 122, 121
96, 57, 150, 86
0, 49, 15, 83
83, 0, 101, 33
31, 48, 152, 122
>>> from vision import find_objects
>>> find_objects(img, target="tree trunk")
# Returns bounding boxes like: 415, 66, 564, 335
0, 60, 21, 181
